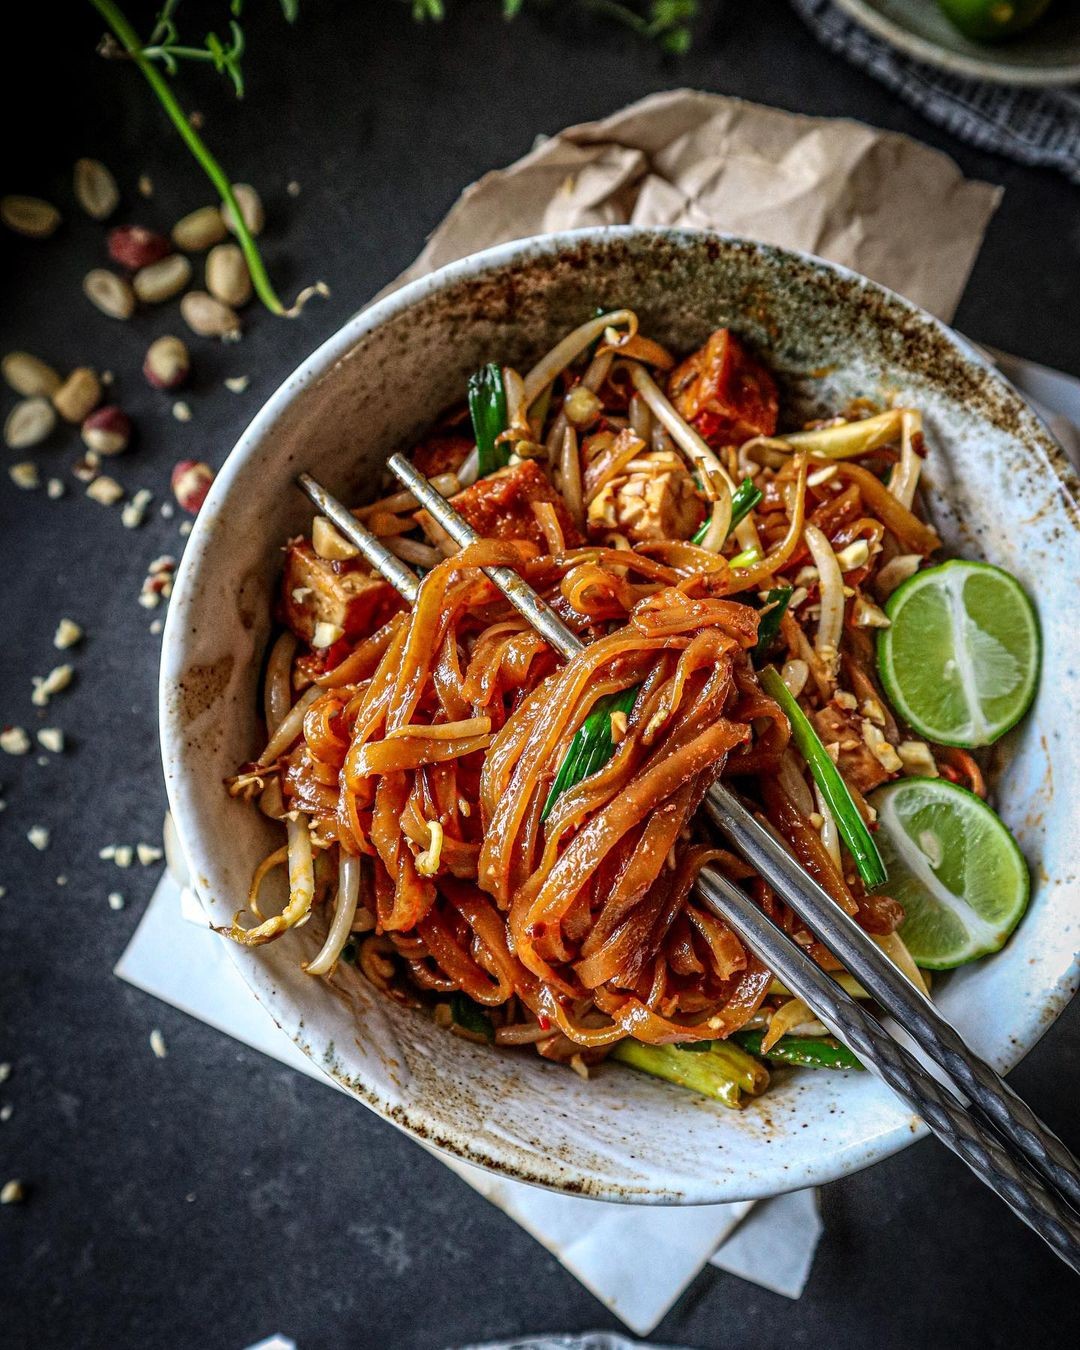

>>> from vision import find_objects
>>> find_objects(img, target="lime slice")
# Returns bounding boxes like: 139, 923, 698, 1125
876, 560, 1039, 748
869, 777, 1029, 969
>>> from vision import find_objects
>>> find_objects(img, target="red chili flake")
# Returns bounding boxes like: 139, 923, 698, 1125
537, 1014, 551, 1032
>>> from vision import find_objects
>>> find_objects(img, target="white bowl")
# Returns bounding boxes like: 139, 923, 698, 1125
160, 227, 1080, 1204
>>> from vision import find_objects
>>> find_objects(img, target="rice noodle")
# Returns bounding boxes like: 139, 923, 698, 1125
231, 316, 963, 1082
803, 524, 844, 680
523, 310, 636, 404
778, 749, 814, 817
305, 852, 361, 975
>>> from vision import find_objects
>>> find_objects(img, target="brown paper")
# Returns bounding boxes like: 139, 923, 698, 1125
392, 89, 1001, 322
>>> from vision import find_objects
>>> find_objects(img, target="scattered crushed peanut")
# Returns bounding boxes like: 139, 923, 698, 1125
54, 619, 83, 649
27, 826, 50, 851
53, 368, 102, 424
31, 665, 74, 708
108, 892, 125, 911
1, 727, 31, 756
224, 375, 250, 393
46, 478, 65, 500
86, 476, 124, 507
137, 843, 163, 865
9, 462, 40, 491
0, 1179, 26, 1205
81, 406, 132, 456
121, 488, 154, 530
134, 253, 192, 305
171, 460, 214, 514
37, 728, 64, 754
149, 1029, 168, 1059
172, 401, 192, 423
143, 335, 191, 391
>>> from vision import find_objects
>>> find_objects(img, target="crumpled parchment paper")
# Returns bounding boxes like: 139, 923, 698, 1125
392, 88, 1001, 321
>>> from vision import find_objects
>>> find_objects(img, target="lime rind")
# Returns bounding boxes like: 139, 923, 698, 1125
876, 560, 1040, 748
870, 777, 1030, 970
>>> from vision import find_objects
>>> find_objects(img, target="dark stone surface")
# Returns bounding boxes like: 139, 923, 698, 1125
1, 3, 1077, 1347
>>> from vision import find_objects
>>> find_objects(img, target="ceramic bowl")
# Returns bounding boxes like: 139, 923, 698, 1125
831, 0, 1080, 86
160, 227, 1079, 1204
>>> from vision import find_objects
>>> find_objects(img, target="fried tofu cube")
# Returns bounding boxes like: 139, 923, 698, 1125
668, 328, 779, 448
430, 459, 584, 551
587, 449, 706, 544
281, 539, 402, 644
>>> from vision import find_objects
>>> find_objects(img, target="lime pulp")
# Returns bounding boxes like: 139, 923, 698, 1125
870, 777, 1029, 970
876, 560, 1040, 748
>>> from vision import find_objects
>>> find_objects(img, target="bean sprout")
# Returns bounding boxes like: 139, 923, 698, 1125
305, 852, 362, 976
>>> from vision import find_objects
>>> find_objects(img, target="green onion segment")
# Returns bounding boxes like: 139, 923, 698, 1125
734, 1029, 863, 1072
760, 666, 887, 888
468, 363, 510, 478
612, 1038, 768, 1107
541, 686, 638, 821
691, 476, 762, 546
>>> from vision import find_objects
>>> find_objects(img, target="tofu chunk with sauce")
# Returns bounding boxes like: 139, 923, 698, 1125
281, 539, 402, 644
587, 449, 706, 544
421, 459, 584, 552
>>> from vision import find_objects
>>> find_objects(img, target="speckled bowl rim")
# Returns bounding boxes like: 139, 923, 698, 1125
160, 226, 1079, 1204
830, 0, 1080, 86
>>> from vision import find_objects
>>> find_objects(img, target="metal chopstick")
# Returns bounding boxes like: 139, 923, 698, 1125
384, 453, 1080, 1220
297, 467, 1080, 1270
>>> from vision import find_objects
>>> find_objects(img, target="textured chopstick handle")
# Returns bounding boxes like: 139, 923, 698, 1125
705, 784, 1080, 1218
694, 866, 1080, 1273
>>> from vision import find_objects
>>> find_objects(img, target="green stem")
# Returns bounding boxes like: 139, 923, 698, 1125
91, 0, 288, 316
612, 1040, 748, 1108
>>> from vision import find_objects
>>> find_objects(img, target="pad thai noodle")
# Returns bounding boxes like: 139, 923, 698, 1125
223, 309, 1016, 1105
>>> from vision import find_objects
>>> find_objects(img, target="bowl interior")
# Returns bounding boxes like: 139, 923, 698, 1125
161, 229, 1080, 1203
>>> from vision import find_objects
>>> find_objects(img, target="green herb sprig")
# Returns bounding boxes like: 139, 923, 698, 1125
410, 1, 698, 54
91, 0, 325, 318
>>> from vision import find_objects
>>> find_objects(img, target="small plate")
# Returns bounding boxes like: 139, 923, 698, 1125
833, 0, 1080, 86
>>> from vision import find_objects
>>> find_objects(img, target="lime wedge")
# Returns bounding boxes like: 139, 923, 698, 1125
876, 560, 1039, 748
869, 777, 1029, 969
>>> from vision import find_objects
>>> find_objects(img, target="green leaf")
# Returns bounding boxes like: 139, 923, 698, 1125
450, 992, 494, 1040
760, 666, 887, 888
750, 586, 793, 664
541, 685, 638, 821
690, 476, 762, 546
468, 364, 510, 478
